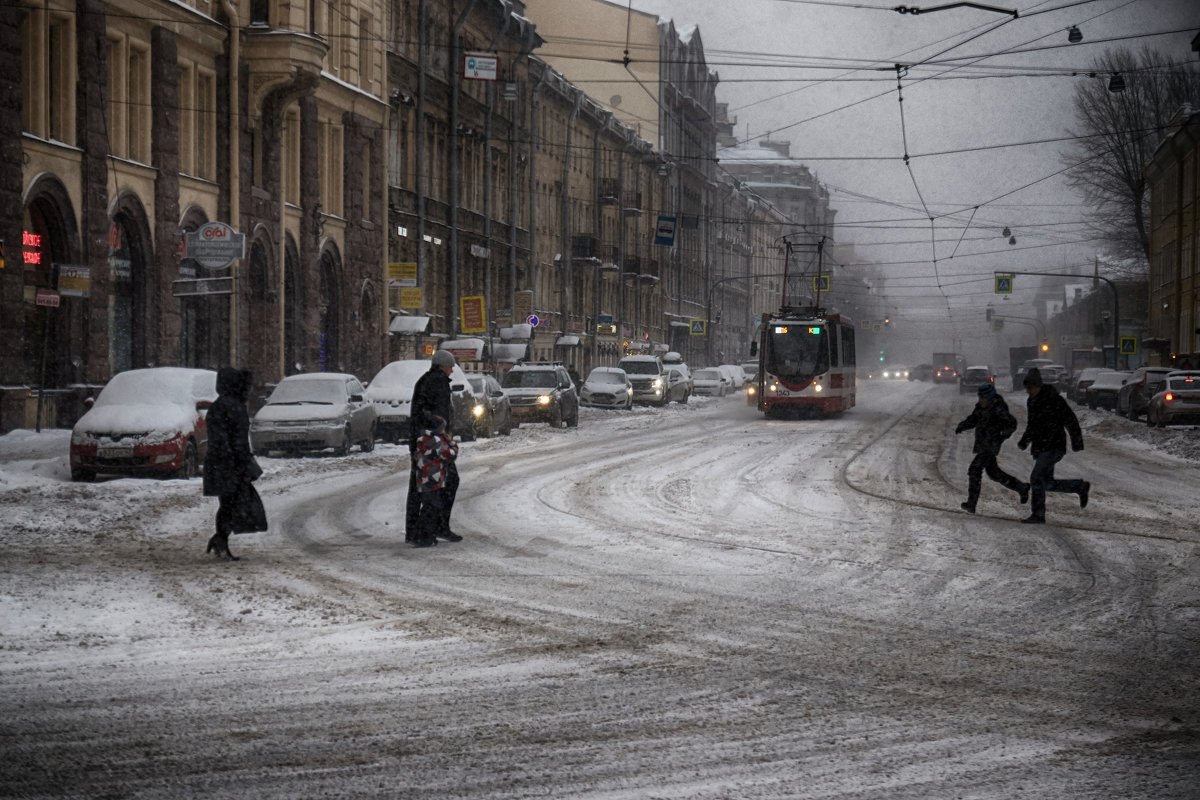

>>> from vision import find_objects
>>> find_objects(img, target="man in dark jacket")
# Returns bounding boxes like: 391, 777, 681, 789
954, 382, 1029, 514
203, 368, 264, 560
1016, 367, 1091, 524
405, 351, 462, 544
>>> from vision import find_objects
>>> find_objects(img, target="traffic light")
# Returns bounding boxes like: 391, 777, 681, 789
879, 350, 885, 362
1040, 341, 1049, 353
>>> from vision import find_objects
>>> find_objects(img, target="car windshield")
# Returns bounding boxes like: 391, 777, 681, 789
1168, 375, 1199, 390
620, 361, 659, 375
467, 376, 484, 393
695, 369, 721, 380
267, 379, 343, 405
588, 371, 624, 385
503, 370, 557, 389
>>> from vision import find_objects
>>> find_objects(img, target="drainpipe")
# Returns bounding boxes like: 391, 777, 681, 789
529, 67, 548, 338
508, 24, 537, 331
416, 0, 427, 292
482, 5, 511, 366
221, 0, 240, 363
450, 0, 480, 336
561, 91, 583, 339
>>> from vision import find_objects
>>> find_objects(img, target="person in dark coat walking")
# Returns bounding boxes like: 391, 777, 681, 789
954, 382, 1029, 514
203, 368, 263, 560
1016, 367, 1090, 524
405, 351, 462, 544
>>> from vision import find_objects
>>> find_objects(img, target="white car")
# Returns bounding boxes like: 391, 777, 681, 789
692, 368, 727, 397
366, 359, 480, 443
718, 364, 747, 389
250, 373, 376, 456
579, 367, 634, 409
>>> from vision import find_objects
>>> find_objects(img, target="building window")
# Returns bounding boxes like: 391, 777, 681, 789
319, 119, 344, 216
22, 6, 76, 144
106, 34, 152, 163
283, 107, 301, 205
178, 61, 217, 180
358, 11, 373, 89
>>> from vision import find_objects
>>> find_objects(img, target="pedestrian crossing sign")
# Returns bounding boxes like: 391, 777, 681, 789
690, 319, 706, 335
1120, 336, 1137, 355
995, 275, 1013, 294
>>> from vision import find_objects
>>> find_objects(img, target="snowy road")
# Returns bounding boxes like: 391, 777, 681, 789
1, 380, 1198, 798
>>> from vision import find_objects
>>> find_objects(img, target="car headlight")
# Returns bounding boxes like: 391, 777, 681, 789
473, 403, 485, 418
538, 395, 551, 405
652, 378, 663, 389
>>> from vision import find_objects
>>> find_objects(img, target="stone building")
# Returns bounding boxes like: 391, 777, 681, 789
1145, 104, 1199, 366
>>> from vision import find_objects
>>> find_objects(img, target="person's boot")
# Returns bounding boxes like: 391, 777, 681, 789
1079, 481, 1090, 509
1020, 514, 1045, 524
960, 501, 976, 514
1018, 483, 1030, 504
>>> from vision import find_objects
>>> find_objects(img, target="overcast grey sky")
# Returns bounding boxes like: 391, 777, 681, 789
621, 0, 1197, 346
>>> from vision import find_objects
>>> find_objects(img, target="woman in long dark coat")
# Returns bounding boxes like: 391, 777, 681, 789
202, 368, 262, 560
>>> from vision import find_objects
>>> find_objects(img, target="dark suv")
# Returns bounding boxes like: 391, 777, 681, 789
500, 363, 580, 428
1116, 366, 1174, 421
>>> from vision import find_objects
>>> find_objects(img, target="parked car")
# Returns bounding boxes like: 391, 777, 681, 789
365, 359, 479, 443
250, 372, 376, 456
692, 367, 728, 397
909, 364, 933, 382
740, 360, 759, 384
663, 363, 693, 403
1146, 370, 1200, 427
617, 354, 670, 406
718, 364, 747, 389
1084, 370, 1131, 410
69, 367, 218, 482
1042, 364, 1069, 392
1116, 366, 1175, 421
1069, 367, 1109, 403
882, 366, 910, 380
501, 362, 580, 427
465, 373, 514, 437
959, 365, 994, 394
579, 366, 633, 409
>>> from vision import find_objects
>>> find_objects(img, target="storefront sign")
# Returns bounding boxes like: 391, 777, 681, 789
460, 295, 486, 334
463, 53, 498, 81
35, 288, 60, 308
57, 265, 91, 298
185, 222, 245, 270
388, 261, 417, 287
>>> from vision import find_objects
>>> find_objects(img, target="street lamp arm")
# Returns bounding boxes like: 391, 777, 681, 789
895, 3, 1018, 18
994, 270, 1118, 357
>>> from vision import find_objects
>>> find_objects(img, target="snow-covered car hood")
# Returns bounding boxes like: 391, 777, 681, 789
73, 404, 194, 437
253, 403, 350, 423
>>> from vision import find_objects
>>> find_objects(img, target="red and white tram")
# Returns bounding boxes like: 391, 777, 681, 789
751, 306, 856, 418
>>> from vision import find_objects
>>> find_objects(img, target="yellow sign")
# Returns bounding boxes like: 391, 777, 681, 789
812, 275, 830, 292
460, 295, 486, 334
388, 261, 417, 287
995, 275, 1013, 294
399, 287, 423, 309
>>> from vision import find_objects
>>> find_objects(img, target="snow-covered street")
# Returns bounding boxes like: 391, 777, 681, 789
2, 380, 1198, 798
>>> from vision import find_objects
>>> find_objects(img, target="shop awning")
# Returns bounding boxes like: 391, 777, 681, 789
492, 343, 529, 362
556, 335, 581, 347
389, 315, 430, 335
440, 338, 486, 360
499, 323, 533, 340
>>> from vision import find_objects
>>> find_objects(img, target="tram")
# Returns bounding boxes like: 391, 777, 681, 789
750, 306, 856, 418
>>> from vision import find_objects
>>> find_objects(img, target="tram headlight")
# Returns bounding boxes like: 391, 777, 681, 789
814, 383, 823, 392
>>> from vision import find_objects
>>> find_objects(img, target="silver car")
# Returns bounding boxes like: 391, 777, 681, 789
579, 367, 633, 409
251, 373, 376, 456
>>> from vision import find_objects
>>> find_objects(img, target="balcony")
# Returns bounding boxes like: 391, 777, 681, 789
599, 178, 619, 204
243, 26, 328, 112
571, 235, 599, 262
623, 193, 643, 217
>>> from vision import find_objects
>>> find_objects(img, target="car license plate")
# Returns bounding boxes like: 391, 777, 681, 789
98, 445, 134, 458
277, 432, 305, 441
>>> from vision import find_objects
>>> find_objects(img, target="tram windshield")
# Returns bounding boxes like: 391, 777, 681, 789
767, 324, 829, 381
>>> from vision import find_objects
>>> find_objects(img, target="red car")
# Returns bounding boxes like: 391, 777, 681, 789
69, 368, 218, 482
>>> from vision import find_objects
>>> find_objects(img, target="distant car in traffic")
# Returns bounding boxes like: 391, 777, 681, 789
1116, 366, 1174, 421
663, 364, 693, 403
579, 367, 633, 410
1084, 370, 1131, 410
959, 365, 994, 394
692, 367, 728, 397
250, 372, 376, 456
69, 367, 218, 482
502, 362, 580, 428
1146, 370, 1200, 427
882, 366, 909, 380
1069, 367, 1109, 403
465, 373, 514, 437
909, 364, 933, 382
